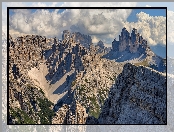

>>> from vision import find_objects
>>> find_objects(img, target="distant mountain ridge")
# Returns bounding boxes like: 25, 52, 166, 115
95, 40, 111, 54
62, 30, 92, 49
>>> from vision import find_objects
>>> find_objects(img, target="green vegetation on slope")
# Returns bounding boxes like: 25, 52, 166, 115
37, 97, 55, 124
10, 107, 36, 124
75, 75, 115, 119
88, 96, 101, 118
77, 88, 109, 118
9, 84, 55, 124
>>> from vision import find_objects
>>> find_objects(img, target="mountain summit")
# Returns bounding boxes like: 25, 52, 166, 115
102, 27, 166, 72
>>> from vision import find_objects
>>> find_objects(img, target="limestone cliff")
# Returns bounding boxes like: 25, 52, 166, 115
95, 40, 111, 54
98, 63, 166, 124
103, 28, 166, 73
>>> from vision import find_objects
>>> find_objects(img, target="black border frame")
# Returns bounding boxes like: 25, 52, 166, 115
7, 6, 167, 125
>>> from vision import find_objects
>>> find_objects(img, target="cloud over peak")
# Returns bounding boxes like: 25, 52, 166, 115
8, 7, 166, 47
123, 11, 166, 46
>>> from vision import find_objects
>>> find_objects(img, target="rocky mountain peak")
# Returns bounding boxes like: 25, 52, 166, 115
103, 27, 166, 73
112, 27, 147, 53
62, 30, 92, 49
96, 40, 105, 49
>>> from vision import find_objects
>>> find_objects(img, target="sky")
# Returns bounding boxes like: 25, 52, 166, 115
2, 2, 174, 58
127, 9, 166, 22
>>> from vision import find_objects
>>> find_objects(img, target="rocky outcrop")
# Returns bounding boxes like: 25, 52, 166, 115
62, 30, 92, 49
112, 28, 147, 53
9, 84, 54, 124
52, 101, 88, 124
72, 53, 125, 119
95, 40, 111, 54
98, 63, 166, 124
96, 40, 105, 49
8, 32, 89, 124
104, 28, 147, 63
103, 28, 166, 73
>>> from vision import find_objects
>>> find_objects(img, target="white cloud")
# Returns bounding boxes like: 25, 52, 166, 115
104, 43, 112, 47
6, 2, 167, 47
123, 11, 166, 46
5, 2, 136, 45
92, 36, 100, 44
9, 7, 134, 40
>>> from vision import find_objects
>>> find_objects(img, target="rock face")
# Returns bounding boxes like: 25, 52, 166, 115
103, 28, 166, 73
105, 28, 147, 62
8, 31, 89, 124
62, 30, 92, 49
98, 63, 166, 124
52, 101, 88, 124
95, 40, 111, 54
96, 40, 105, 49
112, 28, 147, 53
72, 54, 125, 119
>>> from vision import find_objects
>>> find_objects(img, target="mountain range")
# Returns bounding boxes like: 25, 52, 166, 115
8, 28, 166, 124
